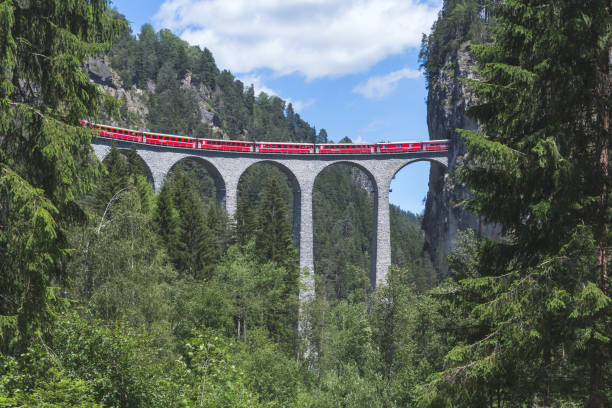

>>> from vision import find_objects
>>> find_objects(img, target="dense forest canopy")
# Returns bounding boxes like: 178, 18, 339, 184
0, 0, 609, 407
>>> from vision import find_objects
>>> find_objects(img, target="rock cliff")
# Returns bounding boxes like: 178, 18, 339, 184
422, 43, 499, 272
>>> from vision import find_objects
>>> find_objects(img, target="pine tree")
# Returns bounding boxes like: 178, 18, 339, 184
95, 143, 130, 212
254, 177, 299, 351
0, 0, 124, 350
423, 1, 611, 406
126, 144, 143, 176
235, 195, 256, 246
155, 183, 182, 265
255, 177, 296, 267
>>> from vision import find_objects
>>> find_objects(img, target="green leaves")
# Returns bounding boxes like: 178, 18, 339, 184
424, 1, 612, 406
0, 0, 124, 350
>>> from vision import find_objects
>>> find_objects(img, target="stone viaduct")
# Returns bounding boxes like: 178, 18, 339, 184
91, 138, 448, 302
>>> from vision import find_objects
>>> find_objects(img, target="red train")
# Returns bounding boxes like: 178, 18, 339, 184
80, 121, 449, 154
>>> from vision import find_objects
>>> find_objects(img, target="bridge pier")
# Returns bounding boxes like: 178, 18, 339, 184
224, 177, 239, 218
297, 177, 315, 303
372, 175, 392, 287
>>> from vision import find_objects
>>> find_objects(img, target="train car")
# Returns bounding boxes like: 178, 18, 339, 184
316, 143, 375, 154
144, 132, 195, 148
256, 142, 313, 154
82, 120, 450, 156
90, 123, 141, 143
200, 139, 254, 152
376, 142, 421, 153
422, 140, 449, 152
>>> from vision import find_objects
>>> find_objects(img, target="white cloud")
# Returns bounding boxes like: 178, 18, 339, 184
154, 0, 440, 79
237, 74, 277, 96
359, 119, 386, 133
290, 98, 315, 112
237, 74, 315, 112
353, 68, 421, 99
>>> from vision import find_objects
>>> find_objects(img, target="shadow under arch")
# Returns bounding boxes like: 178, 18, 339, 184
237, 160, 302, 248
312, 160, 380, 296
166, 156, 227, 208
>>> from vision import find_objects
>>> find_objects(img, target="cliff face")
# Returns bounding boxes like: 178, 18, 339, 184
86, 56, 224, 135
422, 43, 499, 272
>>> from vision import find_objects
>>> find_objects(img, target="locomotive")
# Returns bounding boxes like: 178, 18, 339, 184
80, 120, 450, 154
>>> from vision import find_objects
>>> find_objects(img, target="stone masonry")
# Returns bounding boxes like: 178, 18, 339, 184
91, 138, 448, 302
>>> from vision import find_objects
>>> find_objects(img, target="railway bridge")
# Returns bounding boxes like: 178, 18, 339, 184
91, 138, 448, 301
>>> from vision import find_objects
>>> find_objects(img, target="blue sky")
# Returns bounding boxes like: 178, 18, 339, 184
111, 0, 442, 214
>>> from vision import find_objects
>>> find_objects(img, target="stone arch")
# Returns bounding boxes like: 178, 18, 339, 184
312, 160, 381, 291
166, 155, 228, 208
237, 159, 302, 248
390, 158, 449, 209
314, 160, 379, 194
93, 143, 155, 188
391, 157, 448, 179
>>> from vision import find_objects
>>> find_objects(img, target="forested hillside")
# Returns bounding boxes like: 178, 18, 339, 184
89, 12, 436, 301
0, 1, 609, 407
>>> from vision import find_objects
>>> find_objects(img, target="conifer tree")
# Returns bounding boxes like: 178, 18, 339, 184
254, 177, 299, 351
126, 144, 143, 176
95, 143, 129, 212
235, 195, 256, 246
423, 1, 611, 406
0, 0, 123, 349
255, 177, 296, 267
155, 183, 182, 265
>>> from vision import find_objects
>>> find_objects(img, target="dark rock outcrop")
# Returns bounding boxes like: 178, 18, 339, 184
422, 43, 499, 273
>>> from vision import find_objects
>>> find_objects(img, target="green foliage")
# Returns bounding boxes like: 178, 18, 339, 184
313, 164, 374, 301
420, 1, 612, 406
0, 345, 102, 407
157, 168, 228, 279
183, 329, 264, 407
0, 0, 124, 350
255, 177, 297, 266
420, 0, 491, 85
235, 329, 301, 407
69, 185, 176, 331
49, 312, 187, 407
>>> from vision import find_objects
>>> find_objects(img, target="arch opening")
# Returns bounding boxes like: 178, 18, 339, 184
388, 159, 447, 291
97, 144, 155, 188
312, 162, 377, 302
236, 161, 300, 248
166, 156, 227, 209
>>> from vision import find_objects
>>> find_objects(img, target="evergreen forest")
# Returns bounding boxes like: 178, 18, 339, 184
0, 1, 610, 407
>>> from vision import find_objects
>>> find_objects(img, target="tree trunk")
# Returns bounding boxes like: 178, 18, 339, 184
587, 43, 610, 408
